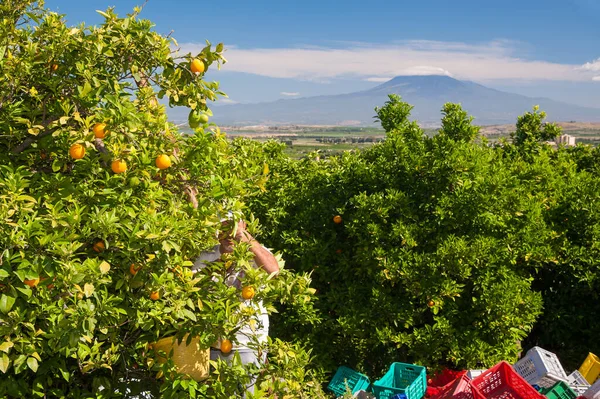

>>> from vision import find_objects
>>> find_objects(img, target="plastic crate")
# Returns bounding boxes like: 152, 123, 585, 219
579, 353, 600, 384
354, 390, 376, 399
513, 346, 568, 388
539, 380, 577, 399
466, 370, 485, 380
429, 374, 485, 399
428, 369, 467, 388
583, 378, 600, 399
328, 366, 371, 397
569, 370, 591, 396
471, 361, 546, 399
372, 362, 427, 399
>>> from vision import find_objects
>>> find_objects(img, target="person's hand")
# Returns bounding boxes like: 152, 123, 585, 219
233, 220, 253, 243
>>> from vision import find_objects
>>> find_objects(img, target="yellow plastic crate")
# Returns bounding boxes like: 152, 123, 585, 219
151, 334, 210, 381
579, 352, 600, 384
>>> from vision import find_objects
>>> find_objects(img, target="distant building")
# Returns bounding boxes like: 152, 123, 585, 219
555, 134, 576, 146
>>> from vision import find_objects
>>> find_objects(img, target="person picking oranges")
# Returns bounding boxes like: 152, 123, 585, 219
192, 213, 279, 397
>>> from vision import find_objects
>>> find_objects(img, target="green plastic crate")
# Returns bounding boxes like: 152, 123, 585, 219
328, 366, 371, 397
539, 380, 577, 399
372, 362, 426, 399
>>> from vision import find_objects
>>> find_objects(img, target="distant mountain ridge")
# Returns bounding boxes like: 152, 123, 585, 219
205, 75, 600, 126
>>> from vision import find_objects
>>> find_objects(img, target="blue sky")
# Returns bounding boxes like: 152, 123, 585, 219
46, 0, 600, 108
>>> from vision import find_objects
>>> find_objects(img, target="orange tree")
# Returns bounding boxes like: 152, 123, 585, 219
249, 96, 599, 376
0, 1, 323, 398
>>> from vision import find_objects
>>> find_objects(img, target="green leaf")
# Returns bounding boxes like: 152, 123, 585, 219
51, 159, 62, 173
0, 342, 13, 353
80, 81, 92, 97
16, 286, 32, 298
182, 309, 197, 322
0, 269, 9, 278
0, 294, 15, 314
60, 367, 70, 381
0, 353, 9, 373
27, 357, 38, 373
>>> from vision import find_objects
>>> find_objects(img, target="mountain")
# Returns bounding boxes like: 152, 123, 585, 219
201, 75, 600, 126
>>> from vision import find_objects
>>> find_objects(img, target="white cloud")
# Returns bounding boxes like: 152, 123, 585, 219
593, 76, 600, 81
398, 66, 452, 76
581, 58, 600, 72
365, 77, 395, 82
178, 40, 599, 83
280, 92, 300, 96
219, 99, 239, 104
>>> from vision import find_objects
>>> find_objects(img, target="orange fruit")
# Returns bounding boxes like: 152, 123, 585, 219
93, 240, 105, 253
241, 286, 255, 300
155, 154, 171, 170
190, 58, 205, 74
150, 291, 160, 301
333, 215, 343, 224
24, 278, 40, 288
220, 339, 232, 354
93, 123, 107, 139
111, 159, 127, 174
69, 143, 85, 159
130, 263, 141, 276
335, 249, 342, 254
427, 300, 435, 307
50, 63, 58, 71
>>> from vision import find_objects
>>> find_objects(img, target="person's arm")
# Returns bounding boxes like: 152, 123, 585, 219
235, 221, 280, 275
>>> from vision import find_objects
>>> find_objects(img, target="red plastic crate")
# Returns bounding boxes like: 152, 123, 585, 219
429, 369, 468, 388
471, 361, 546, 399
430, 374, 485, 399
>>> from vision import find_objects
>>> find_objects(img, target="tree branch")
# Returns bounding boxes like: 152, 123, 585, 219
11, 128, 56, 154
184, 185, 198, 209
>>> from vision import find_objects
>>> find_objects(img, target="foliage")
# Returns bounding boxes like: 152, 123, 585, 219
0, 1, 321, 397
510, 105, 562, 149
249, 97, 600, 378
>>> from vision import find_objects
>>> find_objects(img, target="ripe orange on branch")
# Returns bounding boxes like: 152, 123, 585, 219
150, 291, 160, 301
93, 240, 105, 253
155, 154, 171, 170
93, 123, 107, 139
130, 263, 141, 276
24, 278, 40, 288
333, 215, 343, 224
190, 58, 205, 74
69, 143, 85, 159
111, 159, 127, 174
220, 339, 232, 354
241, 286, 255, 300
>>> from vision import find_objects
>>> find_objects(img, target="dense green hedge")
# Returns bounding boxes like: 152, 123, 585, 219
250, 96, 600, 376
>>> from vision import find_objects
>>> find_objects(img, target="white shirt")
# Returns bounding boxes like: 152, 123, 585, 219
193, 245, 269, 350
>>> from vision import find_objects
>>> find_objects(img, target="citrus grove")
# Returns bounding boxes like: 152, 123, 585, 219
0, 1, 322, 398
248, 97, 600, 378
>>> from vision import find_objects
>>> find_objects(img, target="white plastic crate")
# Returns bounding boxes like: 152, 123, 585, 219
352, 390, 375, 399
570, 370, 592, 395
466, 369, 485, 380
513, 346, 568, 388
584, 378, 600, 399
